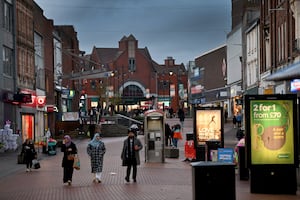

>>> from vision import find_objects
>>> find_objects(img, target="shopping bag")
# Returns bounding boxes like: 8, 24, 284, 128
32, 159, 41, 169
67, 154, 75, 160
73, 155, 80, 170
17, 153, 25, 164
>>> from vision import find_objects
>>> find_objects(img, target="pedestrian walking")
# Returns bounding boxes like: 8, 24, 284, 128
236, 112, 242, 128
177, 107, 185, 129
61, 135, 77, 186
165, 123, 172, 146
87, 133, 106, 183
172, 124, 182, 148
233, 115, 237, 128
21, 138, 36, 172
121, 129, 143, 183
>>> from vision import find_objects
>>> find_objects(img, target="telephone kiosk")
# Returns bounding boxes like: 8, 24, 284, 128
144, 110, 165, 163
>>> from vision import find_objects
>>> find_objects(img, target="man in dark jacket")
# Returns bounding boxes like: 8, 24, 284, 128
121, 129, 143, 183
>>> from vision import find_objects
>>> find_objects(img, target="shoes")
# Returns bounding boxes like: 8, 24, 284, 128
26, 168, 29, 172
67, 180, 72, 186
125, 177, 129, 182
94, 178, 101, 183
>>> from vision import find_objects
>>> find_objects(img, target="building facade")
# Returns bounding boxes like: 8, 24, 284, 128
84, 35, 188, 117
0, 0, 17, 130
194, 45, 229, 111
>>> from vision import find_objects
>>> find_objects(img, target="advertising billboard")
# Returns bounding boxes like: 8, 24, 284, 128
245, 95, 298, 166
194, 107, 224, 147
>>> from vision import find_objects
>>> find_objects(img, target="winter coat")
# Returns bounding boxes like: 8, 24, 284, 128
22, 142, 36, 162
61, 142, 77, 168
121, 137, 143, 166
87, 141, 106, 173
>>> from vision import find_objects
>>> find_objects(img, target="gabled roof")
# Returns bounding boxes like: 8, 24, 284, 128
94, 47, 153, 65
95, 48, 122, 64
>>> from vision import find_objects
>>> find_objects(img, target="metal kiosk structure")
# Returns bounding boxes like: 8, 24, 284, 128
144, 110, 165, 163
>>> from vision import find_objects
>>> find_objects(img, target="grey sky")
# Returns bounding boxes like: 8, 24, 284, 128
34, 0, 231, 65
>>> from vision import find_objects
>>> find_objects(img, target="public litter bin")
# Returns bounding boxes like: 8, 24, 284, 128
238, 146, 249, 180
205, 140, 221, 161
195, 145, 206, 161
191, 162, 236, 200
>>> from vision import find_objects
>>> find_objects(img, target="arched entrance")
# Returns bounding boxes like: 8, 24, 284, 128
118, 81, 148, 112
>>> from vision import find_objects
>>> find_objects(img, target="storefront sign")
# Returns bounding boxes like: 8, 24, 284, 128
36, 96, 46, 107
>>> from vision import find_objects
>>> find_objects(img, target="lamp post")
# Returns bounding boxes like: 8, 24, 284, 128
79, 94, 86, 124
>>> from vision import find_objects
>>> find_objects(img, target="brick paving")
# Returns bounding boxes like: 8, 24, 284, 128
0, 118, 299, 200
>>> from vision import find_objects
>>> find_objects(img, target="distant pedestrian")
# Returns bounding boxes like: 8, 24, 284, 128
165, 123, 172, 146
87, 133, 106, 183
169, 107, 174, 118
61, 135, 77, 186
172, 124, 182, 148
121, 129, 143, 183
21, 138, 36, 172
177, 107, 185, 129
233, 115, 237, 128
236, 112, 242, 128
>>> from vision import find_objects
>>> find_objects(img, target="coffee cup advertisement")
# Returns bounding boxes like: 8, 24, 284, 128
250, 99, 294, 165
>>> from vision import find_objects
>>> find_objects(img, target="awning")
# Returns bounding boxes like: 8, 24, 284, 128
265, 61, 300, 81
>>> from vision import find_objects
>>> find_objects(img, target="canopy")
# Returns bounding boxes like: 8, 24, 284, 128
265, 61, 300, 81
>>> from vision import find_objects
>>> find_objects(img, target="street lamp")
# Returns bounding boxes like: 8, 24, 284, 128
79, 94, 86, 123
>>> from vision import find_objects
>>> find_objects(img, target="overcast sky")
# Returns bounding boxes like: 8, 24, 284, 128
34, 0, 231, 65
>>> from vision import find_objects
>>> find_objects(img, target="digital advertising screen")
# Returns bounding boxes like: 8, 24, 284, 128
245, 95, 298, 166
194, 107, 224, 147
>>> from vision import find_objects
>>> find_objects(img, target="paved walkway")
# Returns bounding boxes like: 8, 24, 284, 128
0, 118, 299, 200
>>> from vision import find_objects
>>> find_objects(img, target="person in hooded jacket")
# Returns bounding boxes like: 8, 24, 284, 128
61, 135, 77, 186
121, 129, 143, 183
87, 133, 106, 183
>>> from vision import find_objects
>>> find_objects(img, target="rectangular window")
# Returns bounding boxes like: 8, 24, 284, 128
34, 32, 45, 89
3, 0, 13, 32
3, 46, 13, 76
128, 58, 136, 72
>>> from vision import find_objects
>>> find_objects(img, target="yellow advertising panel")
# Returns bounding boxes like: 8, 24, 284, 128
249, 98, 295, 165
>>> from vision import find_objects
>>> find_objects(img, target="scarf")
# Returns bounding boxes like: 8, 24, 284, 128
127, 137, 135, 159
64, 135, 72, 147
89, 133, 101, 147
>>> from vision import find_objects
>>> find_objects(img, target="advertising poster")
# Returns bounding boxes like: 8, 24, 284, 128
246, 95, 297, 165
194, 108, 223, 146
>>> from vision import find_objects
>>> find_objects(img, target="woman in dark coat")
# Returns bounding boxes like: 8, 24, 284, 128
87, 133, 106, 183
61, 135, 77, 186
22, 138, 36, 172
121, 129, 143, 183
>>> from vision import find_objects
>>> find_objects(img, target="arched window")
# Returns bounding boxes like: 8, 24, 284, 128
122, 85, 143, 97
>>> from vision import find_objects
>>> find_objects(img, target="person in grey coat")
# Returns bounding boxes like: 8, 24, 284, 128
121, 129, 143, 183
87, 133, 106, 183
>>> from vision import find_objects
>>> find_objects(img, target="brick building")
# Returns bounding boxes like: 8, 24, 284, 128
82, 34, 188, 116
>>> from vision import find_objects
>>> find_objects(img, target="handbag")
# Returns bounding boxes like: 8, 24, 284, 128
32, 159, 41, 169
73, 155, 80, 170
67, 154, 75, 160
